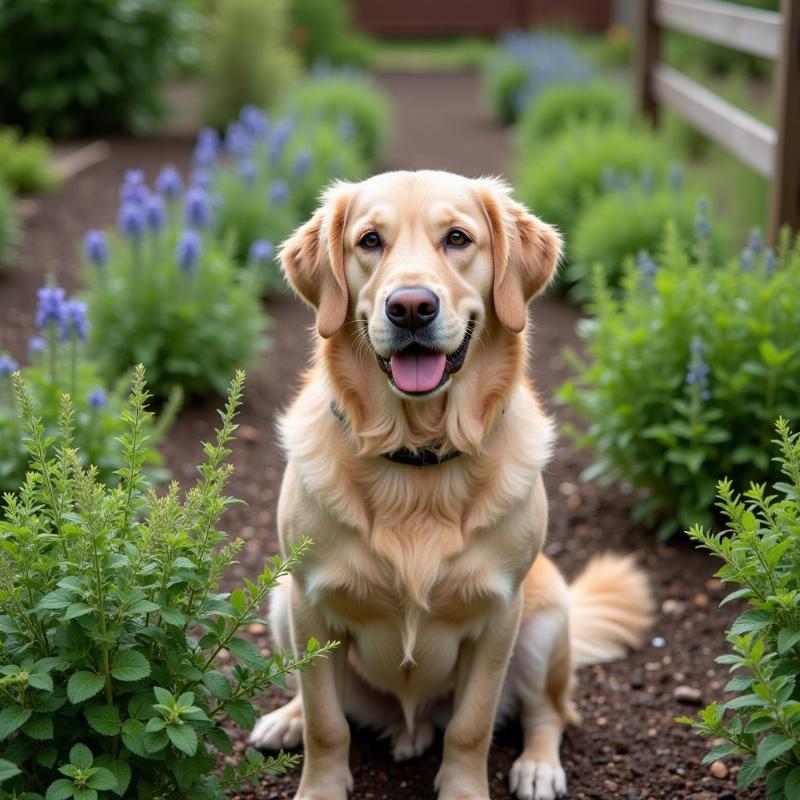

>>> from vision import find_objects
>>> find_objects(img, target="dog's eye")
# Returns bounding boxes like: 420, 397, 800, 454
446, 229, 470, 248
358, 231, 382, 250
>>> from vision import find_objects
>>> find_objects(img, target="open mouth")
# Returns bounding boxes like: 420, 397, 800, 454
376, 322, 475, 396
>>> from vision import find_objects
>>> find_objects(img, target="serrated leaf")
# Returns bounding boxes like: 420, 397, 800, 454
67, 672, 105, 704
85, 705, 121, 736
0, 705, 32, 740
153, 686, 173, 705
86, 767, 117, 791
166, 723, 197, 756
22, 715, 53, 740
201, 670, 231, 700
778, 629, 800, 655
94, 757, 131, 797
785, 767, 800, 800
0, 758, 21, 783
739, 755, 766, 788
757, 733, 795, 767
121, 719, 148, 758
110, 650, 150, 682
69, 744, 92, 770
226, 637, 266, 668
158, 606, 186, 626
64, 603, 93, 621
28, 672, 54, 692
45, 778, 74, 800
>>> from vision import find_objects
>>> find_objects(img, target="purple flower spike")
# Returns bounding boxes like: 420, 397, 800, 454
28, 336, 45, 354
191, 168, 213, 190
240, 105, 269, 138
269, 179, 290, 206
84, 229, 108, 267
35, 287, 67, 331
118, 202, 147, 240
238, 159, 257, 185
248, 239, 274, 265
87, 387, 107, 409
226, 121, 251, 159
0, 354, 18, 377
64, 298, 90, 342
176, 230, 202, 274
293, 149, 313, 178
184, 187, 213, 230
145, 195, 167, 231
155, 165, 183, 199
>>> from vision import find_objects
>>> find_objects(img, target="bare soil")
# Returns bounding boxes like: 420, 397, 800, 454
0, 73, 753, 800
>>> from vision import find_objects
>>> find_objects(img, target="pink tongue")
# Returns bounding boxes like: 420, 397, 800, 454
390, 352, 447, 393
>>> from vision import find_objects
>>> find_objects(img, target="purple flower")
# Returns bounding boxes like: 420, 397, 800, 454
668, 164, 684, 192
184, 187, 213, 230
240, 105, 269, 138
636, 250, 657, 280
686, 336, 711, 400
765, 248, 776, 278
118, 202, 147, 240
190, 168, 213, 190
269, 118, 295, 164
248, 239, 274, 265
226, 121, 251, 159
155, 165, 183, 199
269, 179, 290, 206
145, 194, 167, 231
0, 354, 18, 377
63, 299, 90, 342
740, 247, 754, 272
119, 170, 150, 206
176, 230, 202, 274
87, 387, 107, 409
748, 228, 764, 255
238, 158, 257, 185
83, 229, 108, 267
197, 127, 220, 151
35, 287, 67, 331
28, 336, 45, 354
293, 149, 313, 178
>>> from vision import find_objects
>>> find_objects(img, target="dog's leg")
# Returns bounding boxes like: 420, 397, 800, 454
507, 607, 572, 800
435, 591, 523, 800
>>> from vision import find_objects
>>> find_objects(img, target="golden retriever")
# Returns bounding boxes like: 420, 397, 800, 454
250, 170, 653, 800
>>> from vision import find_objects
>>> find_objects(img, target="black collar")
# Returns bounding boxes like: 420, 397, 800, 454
330, 401, 462, 467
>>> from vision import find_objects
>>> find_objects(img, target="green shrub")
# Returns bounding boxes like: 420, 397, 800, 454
287, 72, 391, 164
516, 79, 629, 143
483, 53, 530, 124
0, 182, 19, 269
202, 0, 299, 128
289, 0, 373, 68
559, 224, 800, 539
579, 24, 632, 69
84, 170, 268, 399
0, 368, 333, 799
567, 172, 726, 302
0, 129, 58, 194
0, 287, 175, 493
515, 121, 671, 241
0, 0, 197, 136
678, 419, 800, 797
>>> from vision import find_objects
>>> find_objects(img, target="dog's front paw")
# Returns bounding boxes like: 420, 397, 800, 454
294, 768, 353, 800
249, 701, 303, 750
509, 757, 567, 800
389, 719, 435, 761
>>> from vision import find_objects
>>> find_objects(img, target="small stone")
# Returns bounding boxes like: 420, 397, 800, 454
247, 622, 267, 635
604, 780, 618, 792
651, 636, 666, 648
710, 760, 729, 779
719, 792, 736, 800
662, 598, 686, 616
239, 424, 261, 441
596, 716, 607, 727
674, 685, 703, 705
630, 674, 645, 689
693, 592, 709, 607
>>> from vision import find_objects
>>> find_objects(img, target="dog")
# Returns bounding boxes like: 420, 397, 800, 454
250, 170, 653, 800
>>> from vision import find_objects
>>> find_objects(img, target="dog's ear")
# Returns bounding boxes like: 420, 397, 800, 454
280, 183, 352, 338
475, 178, 562, 333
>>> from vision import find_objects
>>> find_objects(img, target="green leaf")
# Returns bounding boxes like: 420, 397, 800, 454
226, 637, 266, 668
67, 672, 105, 704
701, 741, 738, 764
94, 757, 131, 797
230, 588, 246, 614
28, 672, 54, 692
72, 788, 97, 800
739, 755, 766, 789
224, 698, 258, 728
201, 670, 231, 700
69, 744, 93, 770
0, 758, 21, 783
22, 715, 53, 740
166, 723, 198, 756
0, 705, 32, 740
86, 767, 118, 791
785, 767, 800, 800
152, 686, 173, 705
158, 606, 186, 626
110, 650, 150, 682
46, 779, 75, 800
85, 705, 121, 736
37, 588, 76, 611
120, 719, 148, 758
64, 603, 93, 620
778, 629, 800, 655
757, 733, 795, 767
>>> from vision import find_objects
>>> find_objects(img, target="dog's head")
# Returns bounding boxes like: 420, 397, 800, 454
281, 170, 561, 402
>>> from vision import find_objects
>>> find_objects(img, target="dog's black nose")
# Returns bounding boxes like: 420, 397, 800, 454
385, 287, 440, 330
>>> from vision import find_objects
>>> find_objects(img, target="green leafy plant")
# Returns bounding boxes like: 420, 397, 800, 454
515, 121, 671, 244
559, 224, 800, 539
201, 0, 299, 128
0, 368, 334, 799
289, 0, 374, 69
0, 182, 19, 269
482, 52, 529, 124
0, 0, 197, 136
287, 72, 391, 164
567, 170, 726, 302
83, 170, 268, 399
515, 79, 628, 143
677, 419, 800, 798
0, 129, 58, 194
0, 286, 175, 493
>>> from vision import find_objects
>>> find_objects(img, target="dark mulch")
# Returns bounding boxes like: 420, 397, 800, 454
0, 74, 753, 800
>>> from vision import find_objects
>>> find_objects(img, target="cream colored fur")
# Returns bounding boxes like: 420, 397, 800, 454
249, 171, 653, 800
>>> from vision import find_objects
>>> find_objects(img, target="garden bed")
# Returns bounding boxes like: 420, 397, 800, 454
0, 73, 757, 800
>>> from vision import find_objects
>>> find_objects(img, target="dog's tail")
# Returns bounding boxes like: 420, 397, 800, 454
568, 553, 654, 668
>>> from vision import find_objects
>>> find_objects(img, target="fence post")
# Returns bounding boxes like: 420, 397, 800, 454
769, 0, 800, 243
634, 0, 660, 125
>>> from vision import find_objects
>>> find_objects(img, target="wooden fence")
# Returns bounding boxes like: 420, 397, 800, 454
634, 0, 799, 243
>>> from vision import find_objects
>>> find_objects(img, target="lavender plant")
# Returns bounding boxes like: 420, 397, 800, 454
83, 169, 268, 399
677, 419, 800, 798
0, 368, 332, 799
0, 286, 173, 493
559, 224, 800, 538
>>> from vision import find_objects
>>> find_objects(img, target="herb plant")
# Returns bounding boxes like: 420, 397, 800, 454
678, 419, 800, 799
0, 368, 333, 799
83, 170, 268, 399
289, 0, 374, 69
559, 225, 800, 538
0, 286, 174, 493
